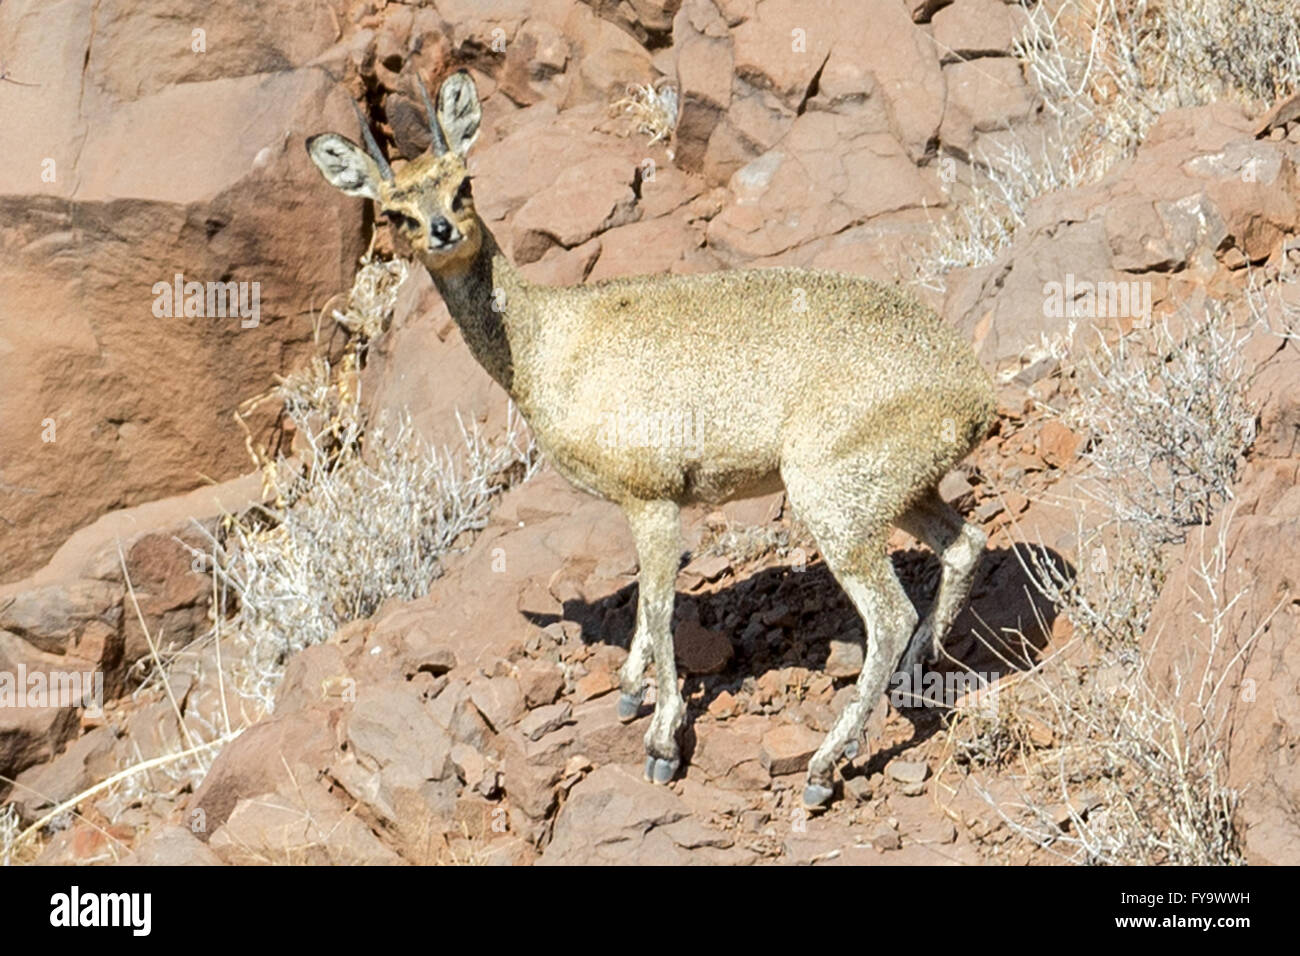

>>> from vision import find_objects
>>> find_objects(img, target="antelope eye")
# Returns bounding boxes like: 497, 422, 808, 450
452, 178, 473, 211
383, 210, 419, 232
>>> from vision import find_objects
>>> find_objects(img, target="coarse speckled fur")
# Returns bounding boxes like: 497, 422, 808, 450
308, 71, 997, 806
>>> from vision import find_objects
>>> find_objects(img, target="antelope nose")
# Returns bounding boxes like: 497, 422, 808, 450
430, 217, 456, 244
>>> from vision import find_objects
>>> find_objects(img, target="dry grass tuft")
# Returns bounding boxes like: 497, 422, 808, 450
0, 802, 20, 865
914, 127, 1085, 288
1, 253, 537, 863
611, 80, 679, 149
1070, 304, 1256, 542
202, 402, 538, 710
330, 254, 409, 340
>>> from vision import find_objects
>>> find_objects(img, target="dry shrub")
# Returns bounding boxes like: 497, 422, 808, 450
953, 517, 1264, 864
0, 803, 19, 865
1246, 252, 1300, 344
202, 399, 537, 710
944, 300, 1258, 864
916, 0, 1300, 285
1021, 0, 1300, 180
914, 127, 1085, 288
1072, 305, 1256, 542
198, 254, 539, 709
611, 81, 679, 149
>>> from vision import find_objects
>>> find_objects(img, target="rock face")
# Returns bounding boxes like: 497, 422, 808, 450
0, 0, 365, 582
947, 103, 1300, 374
0, 474, 267, 789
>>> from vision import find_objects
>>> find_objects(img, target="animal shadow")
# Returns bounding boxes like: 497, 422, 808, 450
523, 542, 1075, 764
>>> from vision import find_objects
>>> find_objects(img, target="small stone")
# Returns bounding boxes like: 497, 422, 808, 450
759, 723, 823, 775
1012, 354, 1059, 387
900, 781, 926, 797
1221, 245, 1248, 269
1026, 716, 1055, 748
996, 386, 1030, 421
1038, 419, 1081, 468
450, 743, 487, 787
563, 754, 592, 777
515, 659, 564, 708
806, 674, 834, 703
938, 469, 975, 504
917, 819, 957, 844
502, 746, 561, 821
872, 823, 901, 852
674, 620, 734, 675
518, 701, 573, 741
477, 769, 502, 798
843, 775, 873, 804
760, 604, 795, 627
886, 759, 929, 785
468, 676, 525, 732
755, 670, 786, 703
574, 670, 618, 703
683, 553, 731, 581
1051, 804, 1074, 830
1053, 790, 1102, 830
824, 638, 864, 678
707, 689, 739, 719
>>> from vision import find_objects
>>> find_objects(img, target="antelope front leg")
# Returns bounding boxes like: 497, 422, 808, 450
621, 498, 685, 784
616, 616, 652, 721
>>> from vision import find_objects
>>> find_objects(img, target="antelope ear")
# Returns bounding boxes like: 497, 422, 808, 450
305, 133, 382, 200
436, 70, 482, 157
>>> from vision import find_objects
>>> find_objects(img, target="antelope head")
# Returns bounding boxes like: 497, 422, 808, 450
306, 70, 484, 273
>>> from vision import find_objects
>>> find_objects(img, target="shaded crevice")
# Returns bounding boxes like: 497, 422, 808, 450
795, 51, 830, 116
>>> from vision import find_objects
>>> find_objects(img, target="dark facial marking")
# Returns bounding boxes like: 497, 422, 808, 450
452, 177, 474, 212
384, 209, 420, 232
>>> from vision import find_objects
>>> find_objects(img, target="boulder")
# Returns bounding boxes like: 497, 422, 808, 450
932, 0, 1028, 60
209, 781, 404, 865
116, 825, 224, 866
539, 764, 751, 863
946, 104, 1300, 372
0, 0, 366, 582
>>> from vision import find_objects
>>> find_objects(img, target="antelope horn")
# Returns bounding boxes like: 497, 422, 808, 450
350, 98, 394, 182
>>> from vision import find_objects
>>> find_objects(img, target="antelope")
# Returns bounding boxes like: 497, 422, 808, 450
306, 70, 996, 807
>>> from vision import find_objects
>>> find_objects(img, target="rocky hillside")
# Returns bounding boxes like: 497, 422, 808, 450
2, 0, 1298, 865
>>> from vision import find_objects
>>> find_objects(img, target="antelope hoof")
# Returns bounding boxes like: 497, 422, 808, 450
644, 755, 679, 785
802, 781, 834, 809
616, 690, 643, 722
